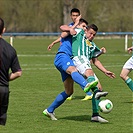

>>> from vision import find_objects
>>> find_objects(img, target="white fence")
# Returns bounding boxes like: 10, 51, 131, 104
3, 32, 133, 37
3, 32, 133, 51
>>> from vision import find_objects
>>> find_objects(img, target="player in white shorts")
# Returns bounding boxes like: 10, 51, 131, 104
70, 24, 115, 93
60, 21, 116, 122
120, 46, 133, 92
72, 49, 104, 100
64, 23, 116, 122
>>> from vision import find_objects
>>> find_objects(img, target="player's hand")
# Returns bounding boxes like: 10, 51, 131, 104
74, 15, 82, 26
100, 47, 106, 54
127, 46, 133, 54
104, 71, 116, 78
47, 43, 54, 51
70, 28, 77, 35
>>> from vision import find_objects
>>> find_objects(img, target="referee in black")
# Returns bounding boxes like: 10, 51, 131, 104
0, 18, 22, 126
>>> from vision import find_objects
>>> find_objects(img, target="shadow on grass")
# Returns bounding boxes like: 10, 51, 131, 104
122, 101, 133, 104
60, 115, 112, 124
72, 96, 84, 100
60, 115, 91, 122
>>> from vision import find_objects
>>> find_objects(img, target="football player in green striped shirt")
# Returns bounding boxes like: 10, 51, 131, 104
73, 24, 116, 122
61, 23, 115, 122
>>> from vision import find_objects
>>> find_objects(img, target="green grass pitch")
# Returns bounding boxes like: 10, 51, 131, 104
0, 37, 132, 133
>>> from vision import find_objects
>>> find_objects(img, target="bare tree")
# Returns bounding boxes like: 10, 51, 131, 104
0, 0, 132, 32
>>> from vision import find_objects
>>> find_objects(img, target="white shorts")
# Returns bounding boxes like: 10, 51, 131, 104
72, 55, 92, 75
123, 56, 133, 70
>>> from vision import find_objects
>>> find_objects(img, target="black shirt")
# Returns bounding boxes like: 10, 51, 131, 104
0, 38, 21, 86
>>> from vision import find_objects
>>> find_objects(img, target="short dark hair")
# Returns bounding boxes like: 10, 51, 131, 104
87, 24, 98, 32
0, 18, 4, 35
70, 8, 80, 15
79, 18, 88, 25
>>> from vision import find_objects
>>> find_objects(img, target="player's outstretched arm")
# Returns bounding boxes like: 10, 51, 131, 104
100, 47, 106, 54
92, 58, 115, 79
127, 46, 133, 54
47, 37, 61, 51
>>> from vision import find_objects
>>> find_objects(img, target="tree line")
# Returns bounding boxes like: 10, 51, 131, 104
0, 0, 132, 32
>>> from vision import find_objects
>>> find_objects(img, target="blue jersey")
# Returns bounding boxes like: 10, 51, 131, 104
57, 35, 72, 57
54, 36, 75, 82
54, 22, 75, 82
57, 22, 74, 57
68, 22, 74, 27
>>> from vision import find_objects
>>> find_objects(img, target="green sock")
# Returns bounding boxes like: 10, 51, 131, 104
125, 78, 133, 91
86, 76, 98, 92
86, 76, 95, 83
92, 94, 100, 114
91, 86, 98, 92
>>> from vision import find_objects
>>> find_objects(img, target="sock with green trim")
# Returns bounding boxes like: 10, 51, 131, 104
86, 76, 98, 92
92, 94, 100, 114
86, 76, 95, 83
125, 78, 133, 91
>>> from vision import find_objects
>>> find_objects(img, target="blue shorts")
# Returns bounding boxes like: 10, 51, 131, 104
54, 53, 75, 82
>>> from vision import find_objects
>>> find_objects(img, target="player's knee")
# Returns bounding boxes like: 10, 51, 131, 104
120, 73, 126, 80
120, 73, 123, 79
66, 66, 77, 74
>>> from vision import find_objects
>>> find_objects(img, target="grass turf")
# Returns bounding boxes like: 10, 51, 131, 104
0, 37, 132, 133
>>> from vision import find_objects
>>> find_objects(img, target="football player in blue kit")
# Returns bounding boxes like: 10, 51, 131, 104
43, 18, 108, 123
47, 8, 94, 100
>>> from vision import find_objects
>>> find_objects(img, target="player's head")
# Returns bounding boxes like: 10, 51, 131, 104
77, 18, 88, 31
0, 18, 4, 35
86, 24, 98, 41
70, 8, 80, 23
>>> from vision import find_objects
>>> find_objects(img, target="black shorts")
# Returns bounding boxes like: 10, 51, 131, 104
0, 86, 9, 125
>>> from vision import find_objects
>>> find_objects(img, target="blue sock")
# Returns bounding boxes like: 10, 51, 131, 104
47, 91, 69, 113
86, 91, 92, 96
71, 71, 88, 89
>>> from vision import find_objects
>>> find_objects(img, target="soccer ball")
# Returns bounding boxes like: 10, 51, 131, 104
98, 99, 113, 114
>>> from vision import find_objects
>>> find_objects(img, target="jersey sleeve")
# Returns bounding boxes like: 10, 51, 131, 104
92, 43, 101, 58
11, 50, 22, 73
73, 28, 83, 37
68, 22, 74, 27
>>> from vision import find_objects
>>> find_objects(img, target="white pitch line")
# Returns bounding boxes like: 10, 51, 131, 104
22, 67, 56, 70
17, 54, 130, 57
21, 64, 54, 66
103, 64, 123, 68
18, 54, 55, 57
21, 64, 123, 70
105, 54, 130, 56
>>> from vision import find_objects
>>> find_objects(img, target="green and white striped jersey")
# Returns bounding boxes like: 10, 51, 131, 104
72, 28, 101, 60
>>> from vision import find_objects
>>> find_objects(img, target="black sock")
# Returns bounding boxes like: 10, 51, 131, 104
92, 113, 99, 117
